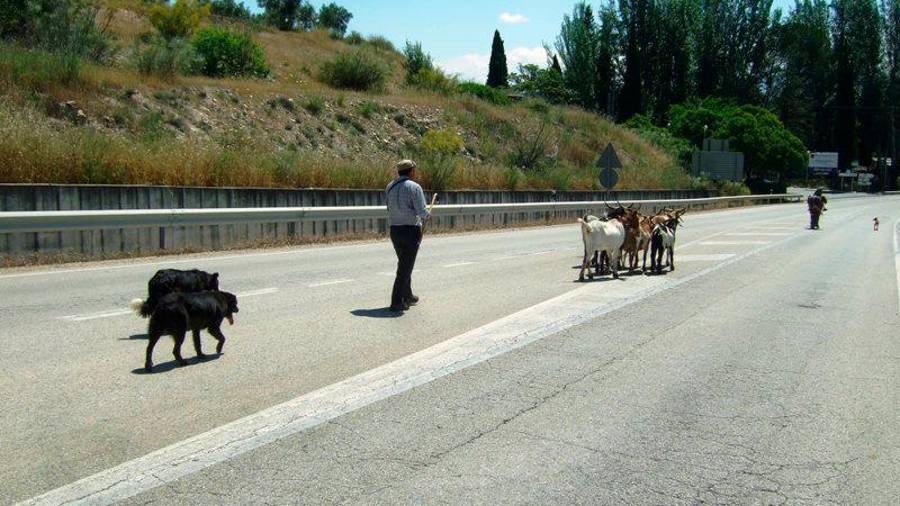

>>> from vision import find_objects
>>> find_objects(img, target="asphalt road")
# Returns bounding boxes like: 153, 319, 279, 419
3, 197, 899, 505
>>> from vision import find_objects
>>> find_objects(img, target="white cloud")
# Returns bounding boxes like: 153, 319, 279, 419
499, 12, 529, 24
437, 46, 546, 83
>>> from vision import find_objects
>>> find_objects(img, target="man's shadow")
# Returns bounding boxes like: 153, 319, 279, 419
351, 308, 403, 319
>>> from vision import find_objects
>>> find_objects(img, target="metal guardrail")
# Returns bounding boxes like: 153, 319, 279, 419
0, 194, 802, 234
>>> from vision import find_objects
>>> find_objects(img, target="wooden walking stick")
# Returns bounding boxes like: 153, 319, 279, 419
423, 193, 438, 231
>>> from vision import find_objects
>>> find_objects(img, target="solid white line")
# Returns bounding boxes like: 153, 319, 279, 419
444, 262, 475, 268
699, 240, 772, 246
308, 279, 353, 288
18, 215, 836, 506
893, 220, 900, 316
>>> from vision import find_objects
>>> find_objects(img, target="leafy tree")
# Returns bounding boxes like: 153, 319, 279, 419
318, 3, 352, 37
510, 63, 574, 104
259, 0, 302, 31
669, 99, 808, 179
595, 2, 619, 116
297, 2, 317, 30
201, 0, 251, 19
486, 29, 509, 88
555, 2, 599, 109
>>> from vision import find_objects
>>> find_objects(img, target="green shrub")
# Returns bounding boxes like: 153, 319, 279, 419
457, 82, 511, 106
150, 0, 210, 40
366, 35, 396, 53
135, 37, 203, 80
192, 27, 269, 78
356, 100, 379, 119
0, 44, 82, 91
408, 67, 457, 95
345, 30, 364, 45
402, 41, 432, 85
3, 0, 115, 62
304, 95, 324, 115
319, 50, 387, 91
420, 129, 464, 191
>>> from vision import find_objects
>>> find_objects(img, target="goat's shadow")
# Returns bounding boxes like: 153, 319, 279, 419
351, 308, 403, 319
132, 353, 221, 375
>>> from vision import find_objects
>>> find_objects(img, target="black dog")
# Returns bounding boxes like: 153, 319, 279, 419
131, 269, 220, 318
144, 291, 239, 371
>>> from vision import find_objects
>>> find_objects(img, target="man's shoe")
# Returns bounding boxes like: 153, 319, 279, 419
405, 295, 419, 306
389, 302, 410, 312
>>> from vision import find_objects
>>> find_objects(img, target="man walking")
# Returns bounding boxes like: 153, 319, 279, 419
807, 188, 828, 230
386, 160, 431, 312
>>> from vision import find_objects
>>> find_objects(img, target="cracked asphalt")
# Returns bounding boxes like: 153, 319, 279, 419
4, 197, 900, 505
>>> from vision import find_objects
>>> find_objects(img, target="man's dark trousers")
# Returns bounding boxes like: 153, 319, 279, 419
390, 225, 422, 308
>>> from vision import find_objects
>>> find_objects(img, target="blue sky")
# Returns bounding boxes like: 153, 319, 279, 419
244, 1, 796, 82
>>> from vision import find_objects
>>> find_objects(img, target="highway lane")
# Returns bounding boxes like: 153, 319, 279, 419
1, 197, 895, 504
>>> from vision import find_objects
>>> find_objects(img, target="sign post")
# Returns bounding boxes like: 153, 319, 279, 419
597, 143, 621, 200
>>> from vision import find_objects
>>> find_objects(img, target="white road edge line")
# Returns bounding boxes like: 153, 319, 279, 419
308, 279, 354, 288
698, 240, 772, 246
18, 213, 844, 506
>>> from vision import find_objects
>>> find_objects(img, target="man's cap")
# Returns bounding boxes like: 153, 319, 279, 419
396, 159, 417, 173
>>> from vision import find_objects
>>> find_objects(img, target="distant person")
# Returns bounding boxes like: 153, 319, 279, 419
807, 189, 827, 230
385, 160, 431, 312
874, 217, 880, 232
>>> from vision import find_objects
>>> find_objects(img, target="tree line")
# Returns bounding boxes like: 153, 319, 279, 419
509, 0, 900, 177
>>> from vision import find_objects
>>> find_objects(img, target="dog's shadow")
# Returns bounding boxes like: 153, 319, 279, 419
120, 333, 149, 341
131, 353, 222, 375
351, 308, 403, 319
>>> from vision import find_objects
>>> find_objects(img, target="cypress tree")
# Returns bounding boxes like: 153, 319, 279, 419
486, 29, 509, 88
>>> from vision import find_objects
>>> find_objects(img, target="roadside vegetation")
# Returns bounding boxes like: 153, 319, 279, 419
0, 0, 685, 191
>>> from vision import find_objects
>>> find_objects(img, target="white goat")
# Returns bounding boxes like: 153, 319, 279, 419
577, 217, 625, 281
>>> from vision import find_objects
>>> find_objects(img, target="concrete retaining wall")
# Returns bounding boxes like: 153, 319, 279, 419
0, 185, 717, 259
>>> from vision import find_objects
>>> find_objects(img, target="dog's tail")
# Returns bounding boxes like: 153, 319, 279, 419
131, 298, 153, 318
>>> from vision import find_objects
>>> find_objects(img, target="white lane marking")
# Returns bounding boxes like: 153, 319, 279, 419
894, 220, 900, 316
236, 288, 279, 298
444, 262, 475, 268
57, 288, 279, 322
676, 254, 737, 262
308, 279, 354, 288
724, 232, 791, 237
698, 240, 771, 246
530, 250, 552, 256
61, 310, 134, 322
18, 220, 829, 506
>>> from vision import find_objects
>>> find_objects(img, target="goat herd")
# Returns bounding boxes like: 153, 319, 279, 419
577, 203, 686, 282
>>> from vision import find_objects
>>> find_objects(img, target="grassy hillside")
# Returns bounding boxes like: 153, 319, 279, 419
0, 3, 686, 191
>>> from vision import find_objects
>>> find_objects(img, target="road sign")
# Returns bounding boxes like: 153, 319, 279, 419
598, 143, 622, 170
808, 152, 838, 175
599, 168, 619, 190
597, 143, 621, 190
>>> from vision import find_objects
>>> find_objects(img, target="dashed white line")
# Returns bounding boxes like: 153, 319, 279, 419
308, 279, 354, 288
724, 232, 791, 237
444, 262, 475, 268
58, 288, 279, 322
698, 240, 772, 246
676, 254, 737, 262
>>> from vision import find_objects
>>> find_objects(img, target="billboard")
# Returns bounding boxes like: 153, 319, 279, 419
808, 152, 838, 174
